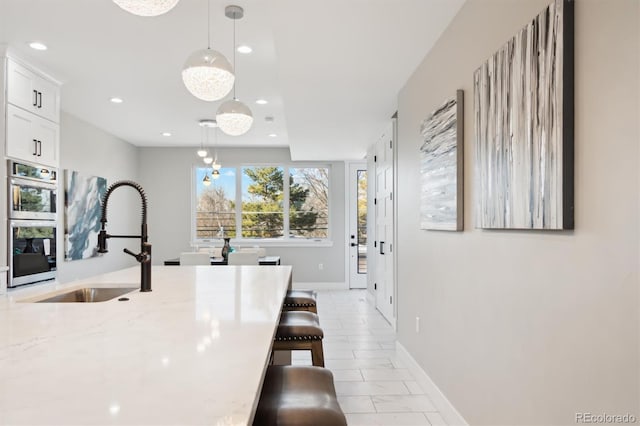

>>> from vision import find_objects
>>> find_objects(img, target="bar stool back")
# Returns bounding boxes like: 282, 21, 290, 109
273, 311, 324, 367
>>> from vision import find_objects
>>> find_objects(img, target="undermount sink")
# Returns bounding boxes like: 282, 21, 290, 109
36, 287, 138, 303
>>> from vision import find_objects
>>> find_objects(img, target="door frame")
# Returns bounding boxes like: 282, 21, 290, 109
346, 161, 368, 289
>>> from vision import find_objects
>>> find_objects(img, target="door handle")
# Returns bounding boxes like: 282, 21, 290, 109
33, 139, 38, 155
379, 241, 385, 255
38, 140, 42, 156
33, 90, 38, 106
37, 91, 42, 108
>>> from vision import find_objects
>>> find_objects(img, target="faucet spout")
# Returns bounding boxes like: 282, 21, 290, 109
98, 180, 152, 292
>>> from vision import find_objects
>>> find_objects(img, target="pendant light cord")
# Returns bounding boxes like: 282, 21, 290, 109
232, 11, 237, 99
207, 0, 211, 49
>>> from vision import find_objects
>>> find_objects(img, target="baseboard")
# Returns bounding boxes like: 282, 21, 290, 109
396, 342, 468, 426
292, 281, 348, 290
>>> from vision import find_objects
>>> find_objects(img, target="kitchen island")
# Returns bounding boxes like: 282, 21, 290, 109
0, 265, 292, 425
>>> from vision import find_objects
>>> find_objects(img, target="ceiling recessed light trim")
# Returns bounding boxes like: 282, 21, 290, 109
28, 42, 47, 51
268, 133, 277, 138
255, 99, 268, 105
110, 97, 124, 104
237, 45, 252, 54
161, 132, 172, 137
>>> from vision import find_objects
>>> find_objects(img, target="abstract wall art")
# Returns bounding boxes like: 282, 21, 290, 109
64, 170, 107, 260
474, 0, 574, 230
419, 90, 464, 231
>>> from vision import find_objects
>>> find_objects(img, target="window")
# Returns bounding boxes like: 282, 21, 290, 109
195, 167, 236, 239
242, 166, 284, 238
290, 167, 329, 239
193, 165, 330, 244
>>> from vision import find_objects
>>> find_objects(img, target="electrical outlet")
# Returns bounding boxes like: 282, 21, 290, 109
415, 316, 420, 333
318, 263, 323, 270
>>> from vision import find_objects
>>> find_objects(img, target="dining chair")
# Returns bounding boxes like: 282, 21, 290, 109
179, 252, 211, 265
227, 251, 259, 265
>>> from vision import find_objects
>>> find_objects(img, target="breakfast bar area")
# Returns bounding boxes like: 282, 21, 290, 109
0, 265, 292, 425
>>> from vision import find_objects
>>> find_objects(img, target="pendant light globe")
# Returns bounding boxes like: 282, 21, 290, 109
112, 0, 180, 16
216, 98, 253, 136
182, 49, 235, 102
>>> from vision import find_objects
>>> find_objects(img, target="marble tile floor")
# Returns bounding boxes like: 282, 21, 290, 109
291, 289, 448, 426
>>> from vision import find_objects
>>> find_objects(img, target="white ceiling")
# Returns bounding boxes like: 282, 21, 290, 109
1, 0, 465, 161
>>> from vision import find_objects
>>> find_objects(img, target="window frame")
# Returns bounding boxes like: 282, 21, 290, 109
191, 162, 333, 247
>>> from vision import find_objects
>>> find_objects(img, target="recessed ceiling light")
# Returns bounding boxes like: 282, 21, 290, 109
28, 41, 47, 51
110, 97, 123, 104
255, 99, 268, 105
161, 132, 172, 137
237, 45, 252, 54
268, 133, 277, 138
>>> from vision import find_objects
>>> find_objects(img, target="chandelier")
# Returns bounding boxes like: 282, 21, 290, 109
216, 5, 253, 136
182, 1, 234, 101
112, 0, 180, 17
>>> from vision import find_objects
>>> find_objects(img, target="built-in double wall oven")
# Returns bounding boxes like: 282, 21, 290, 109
8, 160, 58, 288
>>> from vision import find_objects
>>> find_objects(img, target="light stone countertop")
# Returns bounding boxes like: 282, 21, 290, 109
0, 265, 292, 425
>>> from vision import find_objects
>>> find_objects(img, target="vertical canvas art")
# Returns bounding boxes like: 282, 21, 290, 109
474, 0, 574, 229
64, 171, 107, 260
419, 90, 464, 231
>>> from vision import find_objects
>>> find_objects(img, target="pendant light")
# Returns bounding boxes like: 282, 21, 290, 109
216, 5, 253, 136
202, 173, 212, 186
197, 123, 208, 158
199, 119, 217, 164
211, 127, 222, 179
182, 0, 234, 102
113, 0, 179, 16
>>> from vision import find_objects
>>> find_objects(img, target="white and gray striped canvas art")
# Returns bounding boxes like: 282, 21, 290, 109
420, 90, 463, 231
474, 0, 574, 230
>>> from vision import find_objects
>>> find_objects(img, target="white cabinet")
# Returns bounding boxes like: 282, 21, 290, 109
7, 59, 60, 124
4, 57, 60, 167
6, 104, 59, 167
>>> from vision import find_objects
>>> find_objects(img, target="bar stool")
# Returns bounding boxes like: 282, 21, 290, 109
273, 311, 324, 367
253, 365, 347, 426
283, 290, 317, 314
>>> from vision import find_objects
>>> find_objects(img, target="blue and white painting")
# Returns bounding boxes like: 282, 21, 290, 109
64, 171, 107, 260
474, 0, 574, 229
419, 90, 464, 231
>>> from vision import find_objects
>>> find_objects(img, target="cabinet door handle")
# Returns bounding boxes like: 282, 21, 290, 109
33, 139, 38, 155
37, 91, 42, 108
33, 90, 38, 106
37, 140, 42, 156
379, 241, 385, 255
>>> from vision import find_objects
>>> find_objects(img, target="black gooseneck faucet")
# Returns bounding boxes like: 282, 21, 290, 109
97, 180, 152, 292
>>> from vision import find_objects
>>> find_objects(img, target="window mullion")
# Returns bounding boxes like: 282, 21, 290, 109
236, 166, 242, 239
283, 167, 290, 240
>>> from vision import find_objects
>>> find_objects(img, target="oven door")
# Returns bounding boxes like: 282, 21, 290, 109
9, 220, 57, 287
9, 177, 57, 220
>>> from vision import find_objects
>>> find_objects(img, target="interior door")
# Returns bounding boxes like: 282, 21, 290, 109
374, 124, 394, 323
348, 162, 367, 289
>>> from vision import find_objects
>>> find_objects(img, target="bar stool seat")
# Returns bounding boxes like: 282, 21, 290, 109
273, 311, 324, 367
283, 290, 317, 314
253, 365, 347, 426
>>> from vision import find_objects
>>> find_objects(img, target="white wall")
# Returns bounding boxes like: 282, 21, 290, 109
397, 0, 639, 424
138, 146, 346, 283
56, 112, 140, 283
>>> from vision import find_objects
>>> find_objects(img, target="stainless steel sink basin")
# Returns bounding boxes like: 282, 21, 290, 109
36, 287, 138, 303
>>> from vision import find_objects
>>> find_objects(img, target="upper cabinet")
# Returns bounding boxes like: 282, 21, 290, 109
4, 56, 61, 167
7, 59, 60, 124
